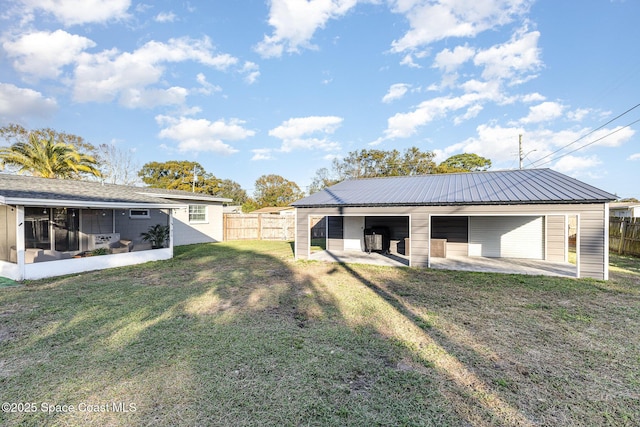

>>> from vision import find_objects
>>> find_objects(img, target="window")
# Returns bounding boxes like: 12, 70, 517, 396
129, 209, 150, 219
189, 205, 207, 223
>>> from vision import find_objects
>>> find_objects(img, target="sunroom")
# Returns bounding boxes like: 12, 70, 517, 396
0, 174, 183, 281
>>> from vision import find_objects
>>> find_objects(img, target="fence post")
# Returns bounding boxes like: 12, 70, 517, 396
258, 214, 262, 240
618, 220, 626, 254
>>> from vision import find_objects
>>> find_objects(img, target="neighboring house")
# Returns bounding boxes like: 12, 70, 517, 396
251, 206, 295, 215
609, 202, 640, 218
223, 205, 243, 214
0, 174, 229, 281
292, 168, 616, 280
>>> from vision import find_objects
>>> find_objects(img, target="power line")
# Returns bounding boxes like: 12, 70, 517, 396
532, 117, 640, 168
529, 102, 640, 168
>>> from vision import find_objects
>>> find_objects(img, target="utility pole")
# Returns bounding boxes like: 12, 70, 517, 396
518, 134, 524, 170
192, 165, 197, 193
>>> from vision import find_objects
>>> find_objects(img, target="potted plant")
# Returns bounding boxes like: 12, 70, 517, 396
140, 224, 170, 249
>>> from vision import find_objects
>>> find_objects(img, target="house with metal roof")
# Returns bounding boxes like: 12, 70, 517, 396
292, 168, 617, 280
0, 174, 230, 281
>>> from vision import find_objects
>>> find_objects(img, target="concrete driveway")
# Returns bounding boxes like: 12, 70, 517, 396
309, 250, 577, 278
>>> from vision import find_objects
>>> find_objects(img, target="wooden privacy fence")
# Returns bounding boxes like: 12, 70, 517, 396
224, 213, 295, 241
610, 217, 640, 256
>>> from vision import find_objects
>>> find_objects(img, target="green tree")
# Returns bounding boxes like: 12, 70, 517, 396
308, 167, 340, 194
253, 174, 304, 208
438, 153, 492, 172
138, 160, 207, 191
0, 133, 101, 179
0, 123, 97, 157
217, 179, 248, 205
310, 147, 437, 192
138, 160, 247, 202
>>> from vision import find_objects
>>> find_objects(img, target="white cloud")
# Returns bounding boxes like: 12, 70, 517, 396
73, 36, 238, 105
433, 45, 475, 72
473, 29, 542, 83
583, 126, 635, 148
390, 0, 531, 53
119, 86, 188, 108
269, 116, 343, 152
382, 91, 497, 140
519, 101, 564, 124
454, 104, 483, 125
21, 0, 131, 26
566, 108, 591, 122
254, 0, 358, 58
382, 83, 411, 103
0, 83, 57, 121
156, 115, 255, 154
195, 73, 222, 95
241, 61, 260, 84
628, 153, 640, 161
3, 30, 95, 80
553, 155, 602, 175
251, 148, 274, 161
155, 11, 177, 23
521, 92, 545, 103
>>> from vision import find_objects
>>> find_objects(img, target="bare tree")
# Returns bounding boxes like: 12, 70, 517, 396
97, 143, 141, 186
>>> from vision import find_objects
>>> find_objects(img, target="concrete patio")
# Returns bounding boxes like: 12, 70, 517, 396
308, 250, 577, 278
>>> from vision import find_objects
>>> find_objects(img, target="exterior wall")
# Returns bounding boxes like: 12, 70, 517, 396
20, 249, 172, 281
80, 209, 114, 251
173, 203, 224, 246
295, 202, 608, 279
580, 208, 608, 280
547, 215, 567, 262
0, 205, 17, 262
114, 209, 169, 247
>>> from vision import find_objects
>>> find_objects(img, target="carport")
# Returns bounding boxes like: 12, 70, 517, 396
293, 169, 616, 280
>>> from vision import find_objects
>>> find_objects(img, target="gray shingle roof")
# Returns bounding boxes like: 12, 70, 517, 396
292, 169, 617, 207
0, 174, 228, 207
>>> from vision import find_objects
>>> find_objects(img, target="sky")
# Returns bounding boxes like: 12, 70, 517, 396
1, 0, 639, 199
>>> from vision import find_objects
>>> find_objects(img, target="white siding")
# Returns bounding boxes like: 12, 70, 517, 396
173, 204, 224, 246
469, 216, 544, 259
343, 216, 364, 251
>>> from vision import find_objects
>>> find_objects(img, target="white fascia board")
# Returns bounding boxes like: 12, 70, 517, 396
139, 192, 232, 203
1, 197, 186, 209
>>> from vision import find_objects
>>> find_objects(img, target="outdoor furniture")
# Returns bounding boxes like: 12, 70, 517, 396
110, 239, 133, 254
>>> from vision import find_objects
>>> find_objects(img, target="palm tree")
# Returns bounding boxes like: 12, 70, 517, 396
0, 133, 101, 179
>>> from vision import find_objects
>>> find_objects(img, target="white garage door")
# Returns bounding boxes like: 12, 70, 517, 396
469, 216, 544, 259
343, 216, 365, 251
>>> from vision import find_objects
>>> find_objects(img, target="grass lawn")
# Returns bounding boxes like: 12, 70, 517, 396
1, 241, 639, 426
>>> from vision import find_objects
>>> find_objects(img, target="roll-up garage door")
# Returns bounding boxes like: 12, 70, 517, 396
469, 216, 544, 259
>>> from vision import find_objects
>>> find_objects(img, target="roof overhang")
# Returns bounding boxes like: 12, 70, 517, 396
293, 199, 615, 209
0, 197, 185, 209
140, 192, 232, 203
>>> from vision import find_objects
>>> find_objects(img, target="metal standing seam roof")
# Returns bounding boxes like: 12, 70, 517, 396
292, 168, 617, 207
0, 174, 230, 207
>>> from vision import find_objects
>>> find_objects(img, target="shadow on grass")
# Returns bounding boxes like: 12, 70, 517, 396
322, 252, 538, 426
2, 242, 638, 426
0, 241, 458, 426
